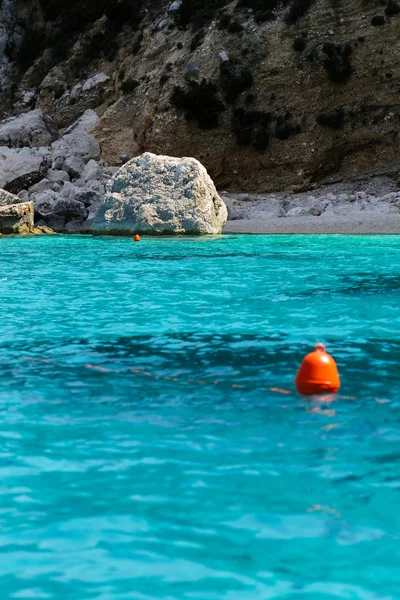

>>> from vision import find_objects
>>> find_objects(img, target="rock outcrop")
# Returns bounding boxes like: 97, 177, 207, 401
0, 200, 34, 234
0, 147, 52, 193
0, 110, 59, 148
93, 152, 227, 235
0, 109, 112, 233
0, 188, 24, 207
51, 132, 101, 164
3, 0, 400, 192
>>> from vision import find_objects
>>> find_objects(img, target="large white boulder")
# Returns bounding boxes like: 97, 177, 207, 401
0, 110, 59, 148
52, 132, 100, 163
93, 152, 227, 235
0, 147, 52, 194
63, 109, 100, 136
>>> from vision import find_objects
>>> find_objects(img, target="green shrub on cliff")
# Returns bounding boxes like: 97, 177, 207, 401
316, 109, 345, 129
371, 14, 385, 26
175, 0, 229, 27
386, 0, 400, 15
274, 114, 301, 139
284, 0, 314, 24
322, 42, 352, 83
20, 0, 144, 69
220, 60, 253, 104
171, 79, 225, 128
231, 108, 271, 151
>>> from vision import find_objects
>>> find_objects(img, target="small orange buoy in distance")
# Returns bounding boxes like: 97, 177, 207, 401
134, 234, 141, 242
295, 343, 340, 395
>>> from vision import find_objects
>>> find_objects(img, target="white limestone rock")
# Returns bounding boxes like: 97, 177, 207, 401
28, 178, 53, 194
0, 147, 52, 194
17, 190, 30, 202
52, 132, 100, 164
93, 152, 228, 235
63, 109, 100, 136
46, 169, 70, 183
82, 74, 110, 92
63, 156, 86, 179
0, 109, 59, 148
81, 159, 102, 182
286, 206, 311, 217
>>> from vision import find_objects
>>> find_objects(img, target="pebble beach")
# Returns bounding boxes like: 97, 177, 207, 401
223, 179, 400, 234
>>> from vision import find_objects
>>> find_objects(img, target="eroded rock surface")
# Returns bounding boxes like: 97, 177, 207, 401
0, 147, 52, 193
93, 152, 227, 235
0, 110, 58, 148
0, 201, 34, 234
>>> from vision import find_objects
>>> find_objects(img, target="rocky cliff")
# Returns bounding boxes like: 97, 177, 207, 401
2, 0, 400, 192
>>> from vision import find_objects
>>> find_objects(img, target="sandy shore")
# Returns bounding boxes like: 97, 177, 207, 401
221, 179, 400, 234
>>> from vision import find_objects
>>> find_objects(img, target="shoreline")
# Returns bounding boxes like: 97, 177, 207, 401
221, 183, 400, 235
223, 215, 400, 235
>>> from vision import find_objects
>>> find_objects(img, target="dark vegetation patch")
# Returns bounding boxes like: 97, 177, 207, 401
237, 0, 279, 10
227, 20, 244, 32
237, 0, 278, 22
19, 0, 144, 70
230, 107, 301, 150
274, 113, 301, 139
131, 31, 143, 55
75, 20, 122, 66
218, 12, 231, 29
231, 108, 271, 151
40, 0, 143, 28
254, 10, 276, 22
385, 0, 400, 15
160, 73, 170, 86
316, 108, 345, 129
219, 60, 253, 103
293, 33, 307, 51
5, 40, 16, 61
322, 42, 352, 82
371, 14, 385, 25
175, 0, 229, 28
18, 29, 45, 70
284, 0, 314, 24
190, 29, 205, 51
170, 79, 225, 128
120, 76, 139, 94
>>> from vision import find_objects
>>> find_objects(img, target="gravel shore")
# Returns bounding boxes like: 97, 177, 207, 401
221, 178, 400, 234
224, 214, 400, 234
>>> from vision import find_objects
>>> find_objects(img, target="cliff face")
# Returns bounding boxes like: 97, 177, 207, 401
3, 0, 400, 191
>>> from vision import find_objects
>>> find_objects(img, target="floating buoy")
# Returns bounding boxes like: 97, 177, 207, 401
295, 343, 340, 395
134, 234, 141, 242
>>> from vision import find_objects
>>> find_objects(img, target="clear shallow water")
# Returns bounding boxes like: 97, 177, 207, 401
0, 234, 400, 600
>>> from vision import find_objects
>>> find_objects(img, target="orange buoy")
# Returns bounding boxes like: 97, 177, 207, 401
134, 234, 141, 242
295, 343, 340, 395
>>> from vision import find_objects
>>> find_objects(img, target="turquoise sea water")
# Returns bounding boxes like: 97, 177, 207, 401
1, 234, 400, 600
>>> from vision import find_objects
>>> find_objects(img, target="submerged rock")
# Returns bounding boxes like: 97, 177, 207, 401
93, 152, 227, 235
0, 201, 34, 234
